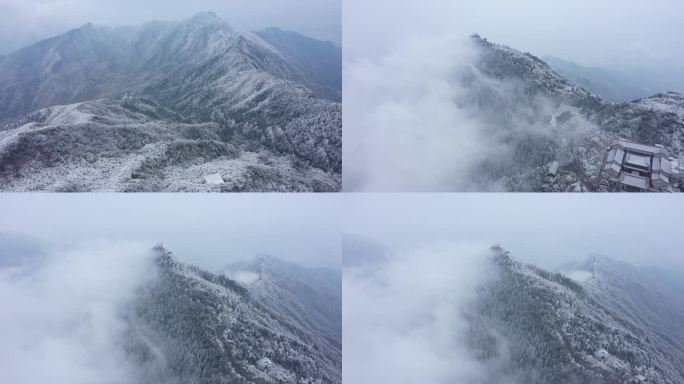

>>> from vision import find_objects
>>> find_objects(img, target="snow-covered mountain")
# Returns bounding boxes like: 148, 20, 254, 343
223, 255, 342, 349
469, 246, 684, 383
458, 36, 684, 192
342, 236, 684, 383
0, 12, 341, 191
561, 255, 684, 370
126, 246, 341, 383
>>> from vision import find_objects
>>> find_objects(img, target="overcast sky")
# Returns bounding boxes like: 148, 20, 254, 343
0, 0, 340, 54
0, 194, 341, 271
345, 0, 683, 77
343, 194, 684, 271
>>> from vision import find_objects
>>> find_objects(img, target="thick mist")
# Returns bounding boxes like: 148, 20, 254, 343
343, 241, 512, 383
0, 241, 155, 384
342, 194, 684, 382
343, 0, 684, 191
344, 34, 484, 190
343, 34, 596, 191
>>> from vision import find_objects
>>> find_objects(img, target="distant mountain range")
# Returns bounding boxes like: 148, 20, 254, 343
542, 56, 673, 103
0, 12, 341, 191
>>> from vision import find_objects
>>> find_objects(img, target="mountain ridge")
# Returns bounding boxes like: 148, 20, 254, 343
463, 34, 684, 192
0, 12, 341, 191
126, 245, 342, 383
469, 246, 684, 383
223, 254, 342, 348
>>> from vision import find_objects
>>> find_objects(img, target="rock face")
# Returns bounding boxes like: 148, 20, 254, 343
126, 246, 341, 384
460, 36, 684, 192
0, 12, 341, 191
470, 246, 684, 384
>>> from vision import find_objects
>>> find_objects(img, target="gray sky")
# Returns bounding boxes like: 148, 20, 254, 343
343, 193, 684, 271
0, 0, 340, 54
345, 0, 683, 80
0, 194, 341, 271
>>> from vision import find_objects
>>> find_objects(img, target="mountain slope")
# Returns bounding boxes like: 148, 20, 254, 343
564, 256, 684, 366
0, 12, 341, 191
599, 92, 684, 155
465, 36, 684, 192
473, 36, 603, 109
255, 28, 341, 102
223, 255, 342, 349
126, 246, 341, 384
0, 97, 339, 192
461, 36, 607, 191
470, 247, 684, 383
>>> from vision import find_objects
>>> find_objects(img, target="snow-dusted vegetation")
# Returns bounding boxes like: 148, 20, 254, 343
0, 12, 341, 191
474, 247, 684, 383
0, 237, 342, 384
345, 34, 684, 192
343, 238, 684, 384
129, 246, 341, 384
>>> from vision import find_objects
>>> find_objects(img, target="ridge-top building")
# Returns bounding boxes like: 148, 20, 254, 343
597, 139, 683, 192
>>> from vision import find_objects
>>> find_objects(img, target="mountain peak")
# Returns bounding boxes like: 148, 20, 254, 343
182, 12, 234, 35
260, 26, 284, 33
254, 253, 281, 266
68, 21, 101, 37
490, 244, 513, 265
151, 244, 177, 267
469, 33, 492, 47
187, 11, 225, 25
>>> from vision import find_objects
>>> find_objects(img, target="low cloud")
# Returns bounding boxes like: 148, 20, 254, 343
343, 35, 486, 191
0, 241, 155, 384
343, 34, 595, 191
343, 241, 512, 383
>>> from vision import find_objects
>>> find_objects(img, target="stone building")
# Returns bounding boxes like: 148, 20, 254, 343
597, 140, 683, 192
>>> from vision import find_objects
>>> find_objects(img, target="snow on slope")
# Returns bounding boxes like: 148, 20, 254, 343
224, 255, 342, 347
470, 35, 684, 192
632, 92, 684, 117
471, 247, 684, 383
127, 246, 341, 384
0, 12, 341, 192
